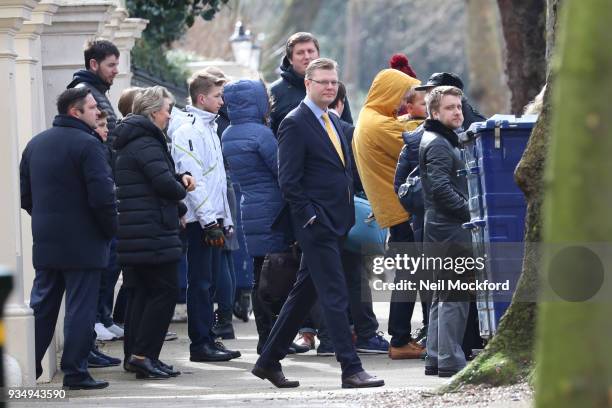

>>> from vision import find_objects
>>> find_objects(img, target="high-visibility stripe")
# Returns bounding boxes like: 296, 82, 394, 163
201, 163, 216, 177
194, 196, 209, 212
174, 144, 204, 167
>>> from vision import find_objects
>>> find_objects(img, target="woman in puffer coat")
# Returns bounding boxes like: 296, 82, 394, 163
113, 86, 195, 379
221, 79, 289, 353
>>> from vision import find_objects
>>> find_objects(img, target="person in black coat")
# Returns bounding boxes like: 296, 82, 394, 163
269, 32, 353, 135
113, 86, 195, 380
396, 73, 486, 357
419, 86, 472, 378
20, 87, 117, 390
67, 40, 120, 142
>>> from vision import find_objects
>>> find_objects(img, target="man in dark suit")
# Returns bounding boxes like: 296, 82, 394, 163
251, 58, 384, 389
20, 87, 117, 389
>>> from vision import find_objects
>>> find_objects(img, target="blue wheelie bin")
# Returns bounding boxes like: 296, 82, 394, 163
461, 114, 537, 338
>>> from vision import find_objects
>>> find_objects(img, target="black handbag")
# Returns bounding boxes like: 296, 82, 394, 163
258, 247, 300, 302
398, 166, 424, 216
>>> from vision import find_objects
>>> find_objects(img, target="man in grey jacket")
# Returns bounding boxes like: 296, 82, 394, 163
419, 86, 472, 378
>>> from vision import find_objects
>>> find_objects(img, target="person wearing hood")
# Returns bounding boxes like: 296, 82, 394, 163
169, 68, 240, 363
220, 79, 290, 354
269, 32, 353, 135
113, 86, 194, 380
67, 40, 119, 144
352, 69, 427, 359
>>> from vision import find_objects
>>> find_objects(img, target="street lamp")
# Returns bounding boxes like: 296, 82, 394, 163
229, 21, 252, 68
249, 33, 264, 72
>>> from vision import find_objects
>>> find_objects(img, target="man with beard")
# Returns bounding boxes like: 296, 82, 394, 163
68, 39, 119, 144
419, 86, 472, 378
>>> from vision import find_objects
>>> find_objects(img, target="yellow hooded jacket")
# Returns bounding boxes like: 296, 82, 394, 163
352, 69, 421, 229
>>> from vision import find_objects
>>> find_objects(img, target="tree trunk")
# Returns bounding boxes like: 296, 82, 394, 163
535, 0, 612, 406
497, 0, 547, 114
545, 0, 562, 67
464, 0, 510, 116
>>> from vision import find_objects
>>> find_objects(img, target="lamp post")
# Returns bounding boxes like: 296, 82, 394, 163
229, 21, 252, 68
249, 32, 264, 72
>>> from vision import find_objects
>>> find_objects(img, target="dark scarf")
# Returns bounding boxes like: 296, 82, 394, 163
424, 119, 460, 147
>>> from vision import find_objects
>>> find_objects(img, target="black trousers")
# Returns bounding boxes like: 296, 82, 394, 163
123, 262, 179, 360
252, 256, 279, 352
257, 221, 363, 378
317, 249, 379, 342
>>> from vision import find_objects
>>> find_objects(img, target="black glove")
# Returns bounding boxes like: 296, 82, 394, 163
203, 224, 225, 247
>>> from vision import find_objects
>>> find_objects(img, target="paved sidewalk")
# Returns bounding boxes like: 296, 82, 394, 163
28, 303, 454, 407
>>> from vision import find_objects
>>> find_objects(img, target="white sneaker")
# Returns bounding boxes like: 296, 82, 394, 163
172, 304, 188, 322
165, 331, 178, 341
95, 322, 117, 341
106, 323, 124, 339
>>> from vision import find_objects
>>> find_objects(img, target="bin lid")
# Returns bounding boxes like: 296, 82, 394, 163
468, 114, 538, 134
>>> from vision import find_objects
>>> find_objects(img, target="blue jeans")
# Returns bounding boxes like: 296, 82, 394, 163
213, 250, 236, 315
186, 222, 220, 351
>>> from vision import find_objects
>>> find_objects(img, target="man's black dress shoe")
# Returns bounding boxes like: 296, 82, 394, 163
87, 351, 113, 368
215, 341, 241, 359
341, 371, 385, 388
190, 343, 234, 362
127, 356, 170, 379
154, 359, 181, 377
92, 349, 121, 366
251, 365, 300, 388
291, 341, 310, 354
63, 377, 109, 390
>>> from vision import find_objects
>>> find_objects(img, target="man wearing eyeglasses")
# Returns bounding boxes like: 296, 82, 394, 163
251, 58, 384, 390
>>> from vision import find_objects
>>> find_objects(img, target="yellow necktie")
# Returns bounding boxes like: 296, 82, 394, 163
321, 112, 345, 166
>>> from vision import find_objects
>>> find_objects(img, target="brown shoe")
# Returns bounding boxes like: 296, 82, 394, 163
294, 332, 315, 350
388, 341, 425, 360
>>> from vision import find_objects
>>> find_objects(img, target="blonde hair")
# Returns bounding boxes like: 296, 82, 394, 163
188, 67, 227, 104
132, 86, 174, 121
425, 85, 463, 114
305, 58, 337, 80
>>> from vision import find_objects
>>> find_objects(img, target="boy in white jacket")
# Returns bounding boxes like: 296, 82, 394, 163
169, 68, 238, 362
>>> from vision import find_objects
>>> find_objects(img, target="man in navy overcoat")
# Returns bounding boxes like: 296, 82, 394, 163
252, 58, 384, 389
20, 87, 117, 389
